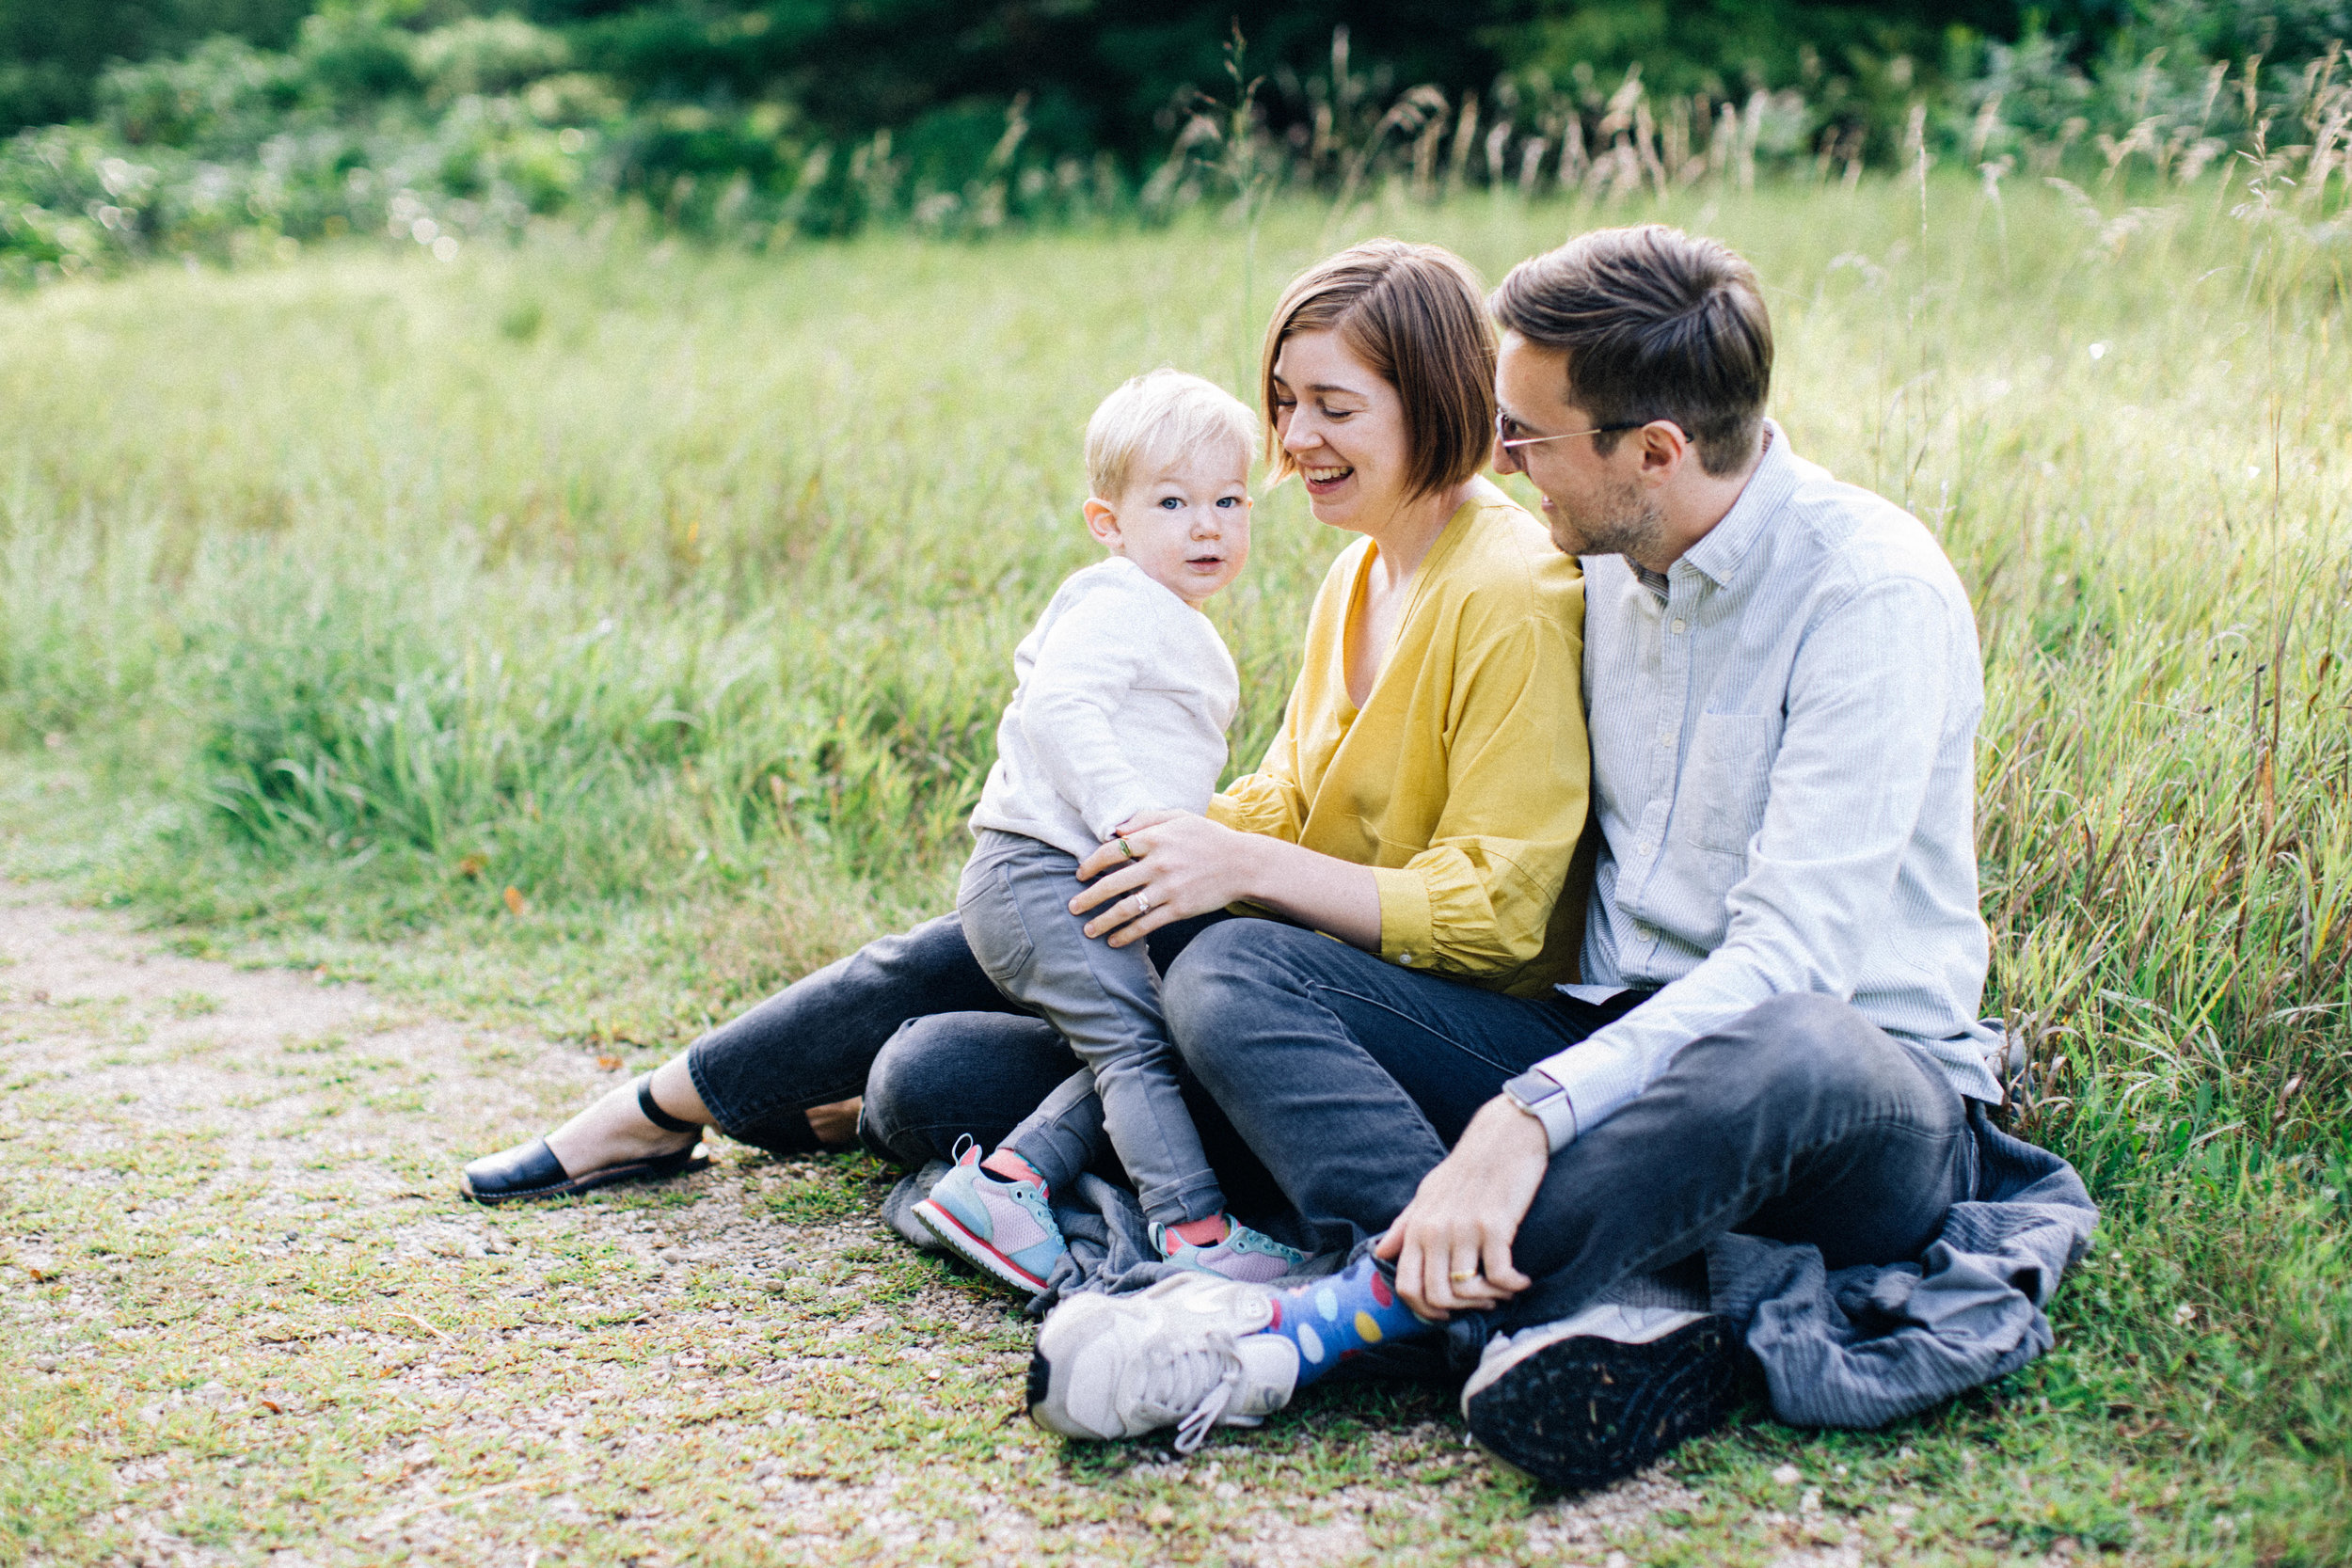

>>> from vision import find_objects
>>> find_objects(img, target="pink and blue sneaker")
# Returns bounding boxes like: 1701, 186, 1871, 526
1151, 1216, 1310, 1284
914, 1139, 1069, 1294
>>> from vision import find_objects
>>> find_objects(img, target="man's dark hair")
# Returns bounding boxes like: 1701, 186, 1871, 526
1490, 225, 1772, 476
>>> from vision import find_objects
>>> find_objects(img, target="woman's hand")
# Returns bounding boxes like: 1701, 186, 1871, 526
1070, 810, 1262, 947
803, 1097, 863, 1149
1372, 1097, 1544, 1319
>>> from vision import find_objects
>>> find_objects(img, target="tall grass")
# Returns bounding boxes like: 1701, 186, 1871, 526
2, 168, 2348, 1553
4, 175, 2344, 1150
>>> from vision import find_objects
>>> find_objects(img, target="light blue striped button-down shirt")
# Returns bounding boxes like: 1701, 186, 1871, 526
1535, 421, 2007, 1138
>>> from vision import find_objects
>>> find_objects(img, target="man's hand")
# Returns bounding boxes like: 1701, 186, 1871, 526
1374, 1096, 1550, 1319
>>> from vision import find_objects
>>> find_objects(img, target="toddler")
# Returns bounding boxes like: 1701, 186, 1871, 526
914, 369, 1308, 1293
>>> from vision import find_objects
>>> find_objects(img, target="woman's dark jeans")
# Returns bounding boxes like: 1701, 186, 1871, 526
682, 912, 1015, 1156
682, 907, 1235, 1174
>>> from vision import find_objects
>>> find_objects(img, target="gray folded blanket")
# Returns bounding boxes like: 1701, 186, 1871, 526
881, 1102, 2096, 1430
1703, 1103, 2098, 1427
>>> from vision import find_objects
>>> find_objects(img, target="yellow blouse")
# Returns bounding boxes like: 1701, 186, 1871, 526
1211, 483, 1592, 998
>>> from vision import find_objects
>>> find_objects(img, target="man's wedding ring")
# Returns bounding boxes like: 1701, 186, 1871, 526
1117, 835, 1138, 860
1448, 1270, 1478, 1284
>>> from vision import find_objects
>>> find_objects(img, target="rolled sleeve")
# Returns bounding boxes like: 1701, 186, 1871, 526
1377, 842, 1557, 974
1371, 865, 1436, 965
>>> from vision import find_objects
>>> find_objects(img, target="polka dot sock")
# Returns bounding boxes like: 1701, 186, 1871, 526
1259, 1256, 1436, 1387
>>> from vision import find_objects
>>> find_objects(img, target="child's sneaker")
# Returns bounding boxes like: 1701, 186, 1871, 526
1151, 1216, 1309, 1284
914, 1139, 1068, 1295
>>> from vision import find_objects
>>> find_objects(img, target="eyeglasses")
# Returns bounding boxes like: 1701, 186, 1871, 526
1495, 411, 1647, 451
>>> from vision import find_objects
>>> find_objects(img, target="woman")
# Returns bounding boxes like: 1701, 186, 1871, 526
461, 239, 1590, 1247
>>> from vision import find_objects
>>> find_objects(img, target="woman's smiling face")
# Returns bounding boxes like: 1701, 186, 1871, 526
1270, 329, 1416, 535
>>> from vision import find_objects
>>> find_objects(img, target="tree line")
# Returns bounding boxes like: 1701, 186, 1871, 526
2, 1, 2344, 282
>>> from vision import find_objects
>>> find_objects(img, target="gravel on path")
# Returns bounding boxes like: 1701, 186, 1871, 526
1, 881, 1722, 1566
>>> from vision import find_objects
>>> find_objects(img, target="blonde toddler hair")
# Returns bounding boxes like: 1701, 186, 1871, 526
1084, 369, 1259, 502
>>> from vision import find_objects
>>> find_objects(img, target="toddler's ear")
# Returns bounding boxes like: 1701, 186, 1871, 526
1083, 498, 1124, 550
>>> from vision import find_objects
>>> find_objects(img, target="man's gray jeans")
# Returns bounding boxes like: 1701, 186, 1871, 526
957, 829, 1224, 1227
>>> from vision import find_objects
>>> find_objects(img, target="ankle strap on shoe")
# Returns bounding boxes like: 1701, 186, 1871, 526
636, 1074, 701, 1134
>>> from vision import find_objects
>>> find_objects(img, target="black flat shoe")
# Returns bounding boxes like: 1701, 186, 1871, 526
458, 1135, 708, 1204
461, 1075, 712, 1205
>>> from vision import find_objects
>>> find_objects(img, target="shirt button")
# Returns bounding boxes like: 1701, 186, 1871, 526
1670, 618, 1688, 635
1635, 923, 1656, 942
1399, 951, 1415, 965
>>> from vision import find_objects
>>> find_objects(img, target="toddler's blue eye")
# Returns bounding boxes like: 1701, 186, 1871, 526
1216, 497, 1240, 507
1159, 497, 1182, 509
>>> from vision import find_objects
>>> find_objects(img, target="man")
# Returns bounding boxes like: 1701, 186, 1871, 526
1025, 224, 2008, 1485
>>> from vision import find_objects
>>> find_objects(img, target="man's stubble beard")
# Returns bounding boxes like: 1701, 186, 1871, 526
1549, 474, 1667, 564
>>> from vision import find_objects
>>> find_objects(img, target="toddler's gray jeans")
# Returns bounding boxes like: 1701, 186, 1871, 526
957, 829, 1223, 1227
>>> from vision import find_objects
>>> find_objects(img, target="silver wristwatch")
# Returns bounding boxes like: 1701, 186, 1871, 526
1502, 1069, 1578, 1154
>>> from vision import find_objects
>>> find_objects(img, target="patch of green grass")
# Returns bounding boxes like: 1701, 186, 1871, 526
0, 170, 2347, 1562
763, 1156, 894, 1227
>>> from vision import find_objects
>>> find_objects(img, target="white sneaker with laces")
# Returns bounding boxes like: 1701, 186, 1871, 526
1027, 1274, 1297, 1452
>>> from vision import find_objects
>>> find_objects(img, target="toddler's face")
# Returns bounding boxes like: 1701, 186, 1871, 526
1091, 445, 1252, 606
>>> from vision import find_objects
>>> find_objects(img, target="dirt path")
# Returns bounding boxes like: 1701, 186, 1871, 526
0, 881, 1717, 1566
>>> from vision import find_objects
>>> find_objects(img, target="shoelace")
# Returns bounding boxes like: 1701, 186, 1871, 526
1140, 1335, 1243, 1455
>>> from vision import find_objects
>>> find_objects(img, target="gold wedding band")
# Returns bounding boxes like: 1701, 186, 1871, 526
1118, 835, 1138, 860
1448, 1270, 1478, 1284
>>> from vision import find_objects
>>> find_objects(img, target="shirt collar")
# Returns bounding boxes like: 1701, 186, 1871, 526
1674, 419, 1796, 591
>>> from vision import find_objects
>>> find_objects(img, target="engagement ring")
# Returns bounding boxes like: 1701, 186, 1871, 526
1136, 892, 1153, 914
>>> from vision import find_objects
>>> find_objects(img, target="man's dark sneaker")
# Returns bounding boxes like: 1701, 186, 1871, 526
1461, 1303, 1740, 1494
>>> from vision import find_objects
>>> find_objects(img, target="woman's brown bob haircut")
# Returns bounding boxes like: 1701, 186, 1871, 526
1490, 224, 1772, 476
1260, 239, 1496, 499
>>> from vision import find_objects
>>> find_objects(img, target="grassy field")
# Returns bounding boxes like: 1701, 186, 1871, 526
1, 173, 2348, 1563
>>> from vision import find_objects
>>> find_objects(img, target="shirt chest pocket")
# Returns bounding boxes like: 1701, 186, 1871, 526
1677, 713, 1780, 857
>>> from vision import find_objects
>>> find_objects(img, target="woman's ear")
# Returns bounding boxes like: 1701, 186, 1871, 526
1083, 497, 1124, 549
